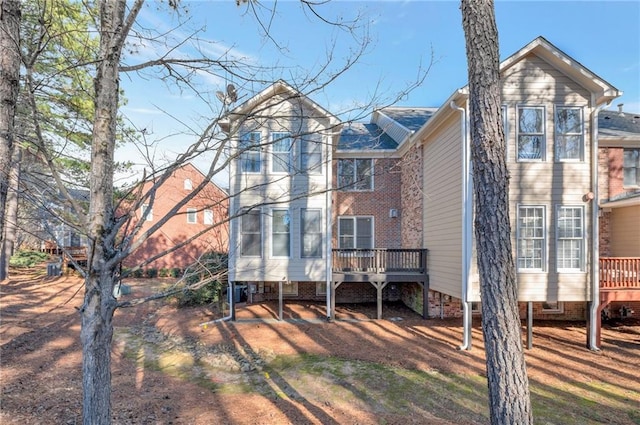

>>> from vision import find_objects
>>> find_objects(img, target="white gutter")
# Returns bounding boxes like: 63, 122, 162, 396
588, 97, 610, 351
450, 100, 473, 350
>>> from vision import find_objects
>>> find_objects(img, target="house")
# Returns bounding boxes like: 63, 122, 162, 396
122, 163, 229, 273
220, 81, 339, 308
223, 37, 638, 350
597, 106, 640, 326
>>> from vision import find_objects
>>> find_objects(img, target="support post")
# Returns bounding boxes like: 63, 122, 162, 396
526, 301, 533, 350
330, 281, 342, 321
230, 281, 236, 321
278, 280, 284, 321
422, 276, 430, 319
371, 281, 388, 320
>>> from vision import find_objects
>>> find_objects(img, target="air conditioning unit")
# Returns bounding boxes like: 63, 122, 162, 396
389, 208, 398, 218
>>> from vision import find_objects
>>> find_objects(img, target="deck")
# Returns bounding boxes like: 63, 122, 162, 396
599, 257, 640, 303
330, 248, 429, 320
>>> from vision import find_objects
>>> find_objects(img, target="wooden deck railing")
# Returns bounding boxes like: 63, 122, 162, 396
599, 257, 640, 290
332, 248, 428, 274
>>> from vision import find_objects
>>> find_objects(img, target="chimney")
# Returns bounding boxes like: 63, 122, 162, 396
618, 103, 624, 114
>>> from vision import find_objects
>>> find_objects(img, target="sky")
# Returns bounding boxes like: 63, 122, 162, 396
118, 0, 640, 186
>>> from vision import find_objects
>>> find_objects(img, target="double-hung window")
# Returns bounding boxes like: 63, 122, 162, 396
556, 206, 584, 271
555, 106, 583, 161
239, 132, 261, 173
517, 106, 545, 161
204, 209, 213, 225
301, 137, 322, 174
623, 148, 640, 187
517, 206, 545, 271
338, 159, 373, 191
241, 210, 262, 257
301, 209, 322, 258
271, 209, 290, 257
141, 204, 153, 221
338, 216, 373, 249
271, 132, 292, 173
186, 208, 197, 224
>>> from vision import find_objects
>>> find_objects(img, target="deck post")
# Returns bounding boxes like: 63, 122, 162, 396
526, 301, 533, 349
422, 276, 429, 319
278, 280, 284, 321
330, 281, 342, 321
371, 281, 388, 320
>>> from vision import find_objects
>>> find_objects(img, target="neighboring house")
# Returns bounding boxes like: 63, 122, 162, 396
220, 81, 339, 306
223, 37, 638, 349
597, 106, 640, 324
122, 163, 229, 272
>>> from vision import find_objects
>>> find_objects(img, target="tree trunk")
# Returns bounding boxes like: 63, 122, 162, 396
2, 147, 20, 278
81, 1, 128, 423
460, 1, 533, 424
0, 0, 21, 281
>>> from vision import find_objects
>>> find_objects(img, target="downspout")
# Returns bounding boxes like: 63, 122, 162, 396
199, 279, 234, 326
326, 132, 333, 321
588, 97, 609, 350
451, 99, 473, 350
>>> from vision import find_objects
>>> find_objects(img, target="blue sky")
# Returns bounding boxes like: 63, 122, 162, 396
118, 1, 640, 183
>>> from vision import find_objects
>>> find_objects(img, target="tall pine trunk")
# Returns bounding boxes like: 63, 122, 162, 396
460, 0, 533, 423
0, 0, 21, 281
2, 147, 20, 278
81, 1, 128, 423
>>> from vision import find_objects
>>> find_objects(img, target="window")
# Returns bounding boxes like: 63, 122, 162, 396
301, 137, 322, 174
555, 107, 583, 161
517, 106, 545, 161
556, 206, 584, 271
542, 301, 564, 314
338, 216, 373, 249
241, 210, 261, 257
239, 131, 261, 173
186, 208, 197, 224
517, 206, 545, 270
271, 132, 292, 173
338, 159, 373, 190
184, 179, 192, 190
301, 209, 322, 258
204, 209, 213, 225
282, 281, 298, 296
623, 148, 640, 187
271, 209, 290, 257
141, 204, 152, 221
316, 282, 327, 296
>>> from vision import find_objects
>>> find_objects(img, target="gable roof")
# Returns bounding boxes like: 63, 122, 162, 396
219, 80, 339, 133
500, 36, 621, 106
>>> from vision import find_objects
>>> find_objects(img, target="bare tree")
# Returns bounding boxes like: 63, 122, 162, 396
0, 0, 21, 281
461, 0, 532, 423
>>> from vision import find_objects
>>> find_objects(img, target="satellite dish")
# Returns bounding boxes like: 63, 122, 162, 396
227, 84, 238, 103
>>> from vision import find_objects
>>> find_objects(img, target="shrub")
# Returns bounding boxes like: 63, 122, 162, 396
173, 280, 222, 307
9, 250, 49, 268
132, 268, 144, 278
158, 268, 170, 278
170, 267, 182, 278
171, 251, 229, 307
145, 268, 158, 278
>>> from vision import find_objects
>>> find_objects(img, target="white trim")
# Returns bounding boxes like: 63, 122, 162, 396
554, 105, 585, 162
516, 105, 546, 162
270, 208, 291, 258
542, 301, 565, 314
555, 205, 586, 273
516, 204, 547, 272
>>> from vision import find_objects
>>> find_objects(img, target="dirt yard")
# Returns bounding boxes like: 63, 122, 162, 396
1, 269, 639, 424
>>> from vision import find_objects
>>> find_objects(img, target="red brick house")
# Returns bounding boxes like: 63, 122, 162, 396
123, 163, 229, 273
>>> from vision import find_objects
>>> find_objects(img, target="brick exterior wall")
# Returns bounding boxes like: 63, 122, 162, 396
399, 145, 424, 248
123, 163, 229, 271
332, 158, 402, 248
605, 301, 640, 320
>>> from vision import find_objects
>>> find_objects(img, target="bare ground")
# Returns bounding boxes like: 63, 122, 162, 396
1, 269, 639, 424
